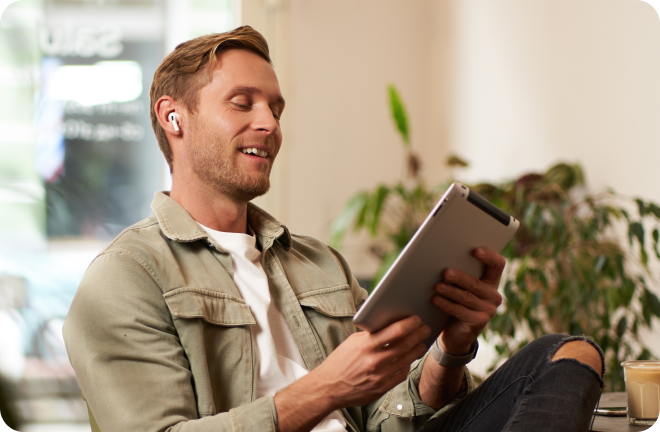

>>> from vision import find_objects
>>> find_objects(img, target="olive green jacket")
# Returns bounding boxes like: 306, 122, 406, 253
63, 192, 473, 432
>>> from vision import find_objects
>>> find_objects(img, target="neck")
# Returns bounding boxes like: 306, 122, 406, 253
169, 174, 249, 234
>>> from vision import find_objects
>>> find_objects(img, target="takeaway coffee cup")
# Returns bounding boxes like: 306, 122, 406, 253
622, 360, 660, 426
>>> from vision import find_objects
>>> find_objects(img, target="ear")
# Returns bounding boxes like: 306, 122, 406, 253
155, 96, 182, 135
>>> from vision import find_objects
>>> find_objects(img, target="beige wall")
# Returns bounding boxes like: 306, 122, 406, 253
451, 0, 660, 203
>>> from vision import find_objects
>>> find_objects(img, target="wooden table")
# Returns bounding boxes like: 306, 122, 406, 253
590, 392, 654, 432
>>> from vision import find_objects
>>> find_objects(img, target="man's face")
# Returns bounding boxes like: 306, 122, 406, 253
184, 49, 284, 202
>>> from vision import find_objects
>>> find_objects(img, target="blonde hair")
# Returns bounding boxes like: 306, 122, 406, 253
149, 26, 271, 171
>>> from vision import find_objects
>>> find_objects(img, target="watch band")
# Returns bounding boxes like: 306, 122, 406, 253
431, 339, 479, 367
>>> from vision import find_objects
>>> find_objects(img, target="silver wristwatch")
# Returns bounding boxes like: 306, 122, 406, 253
431, 339, 479, 367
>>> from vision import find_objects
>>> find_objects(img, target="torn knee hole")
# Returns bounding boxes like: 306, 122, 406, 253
550, 339, 604, 377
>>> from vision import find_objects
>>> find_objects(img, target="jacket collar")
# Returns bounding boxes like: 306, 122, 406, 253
150, 191, 292, 251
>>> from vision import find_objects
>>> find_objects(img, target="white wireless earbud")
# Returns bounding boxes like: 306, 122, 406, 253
168, 112, 180, 132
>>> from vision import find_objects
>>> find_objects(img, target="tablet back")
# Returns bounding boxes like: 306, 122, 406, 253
352, 182, 519, 347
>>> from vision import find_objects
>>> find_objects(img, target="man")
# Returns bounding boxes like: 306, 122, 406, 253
63, 26, 605, 432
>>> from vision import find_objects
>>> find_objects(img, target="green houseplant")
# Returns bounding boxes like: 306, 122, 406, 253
330, 85, 442, 286
331, 85, 660, 391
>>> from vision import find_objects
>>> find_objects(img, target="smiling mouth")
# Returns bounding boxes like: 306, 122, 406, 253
241, 148, 269, 158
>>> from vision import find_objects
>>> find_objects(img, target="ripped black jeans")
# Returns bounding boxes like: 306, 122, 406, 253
419, 334, 605, 432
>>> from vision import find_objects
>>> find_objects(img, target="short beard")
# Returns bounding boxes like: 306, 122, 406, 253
189, 124, 274, 202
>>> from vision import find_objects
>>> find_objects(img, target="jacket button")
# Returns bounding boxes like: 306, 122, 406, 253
396, 404, 403, 411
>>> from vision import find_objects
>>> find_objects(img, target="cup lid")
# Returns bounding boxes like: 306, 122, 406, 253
621, 360, 660, 368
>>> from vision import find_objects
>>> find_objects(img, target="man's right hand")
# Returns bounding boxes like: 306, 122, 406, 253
274, 316, 430, 432
314, 315, 430, 406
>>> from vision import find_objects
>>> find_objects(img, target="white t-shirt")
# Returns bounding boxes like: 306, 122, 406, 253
199, 224, 347, 432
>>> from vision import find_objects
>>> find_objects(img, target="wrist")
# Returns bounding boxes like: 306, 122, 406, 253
294, 368, 341, 411
438, 338, 472, 357
432, 339, 478, 368
317, 368, 344, 409
274, 375, 337, 432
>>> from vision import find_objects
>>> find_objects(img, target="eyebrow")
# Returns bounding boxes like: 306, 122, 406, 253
230, 86, 286, 106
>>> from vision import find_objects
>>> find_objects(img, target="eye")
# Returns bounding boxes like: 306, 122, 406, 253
271, 105, 284, 120
230, 96, 251, 110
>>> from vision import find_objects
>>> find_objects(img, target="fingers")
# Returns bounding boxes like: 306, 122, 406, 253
435, 280, 502, 309
433, 278, 501, 321
382, 325, 430, 359
435, 283, 479, 311
366, 318, 430, 373
370, 315, 426, 348
432, 294, 488, 323
375, 344, 428, 390
474, 248, 506, 285
440, 270, 501, 304
388, 342, 427, 372
433, 256, 503, 324
317, 317, 431, 409
439, 248, 505, 301
377, 340, 427, 387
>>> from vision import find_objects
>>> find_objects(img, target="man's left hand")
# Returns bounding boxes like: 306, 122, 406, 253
432, 248, 505, 356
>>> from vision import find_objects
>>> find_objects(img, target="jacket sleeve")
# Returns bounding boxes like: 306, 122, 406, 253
63, 250, 278, 432
328, 246, 476, 432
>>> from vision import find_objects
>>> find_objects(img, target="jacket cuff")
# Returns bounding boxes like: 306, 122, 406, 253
378, 351, 430, 417
379, 351, 475, 418
419, 362, 476, 425
229, 396, 278, 432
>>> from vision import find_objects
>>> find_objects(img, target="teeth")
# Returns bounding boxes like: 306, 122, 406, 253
241, 148, 269, 158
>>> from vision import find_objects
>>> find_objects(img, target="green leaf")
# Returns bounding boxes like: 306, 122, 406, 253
489, 314, 504, 333
636, 199, 647, 217
641, 248, 649, 267
389, 224, 415, 251
532, 290, 542, 309
523, 203, 538, 225
536, 270, 548, 290
387, 84, 410, 146
616, 316, 627, 338
638, 349, 653, 361
606, 286, 619, 310
645, 289, 660, 318
502, 313, 514, 337
544, 163, 584, 190
620, 279, 636, 306
642, 299, 653, 326
648, 203, 660, 219
621, 208, 630, 221
570, 321, 584, 335
653, 228, 660, 260
330, 192, 369, 248
628, 222, 644, 248
600, 334, 610, 353
367, 185, 391, 236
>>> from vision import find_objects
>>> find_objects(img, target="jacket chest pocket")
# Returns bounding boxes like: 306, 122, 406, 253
163, 288, 256, 415
297, 285, 357, 357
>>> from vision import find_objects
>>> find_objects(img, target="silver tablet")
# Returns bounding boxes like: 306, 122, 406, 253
353, 182, 520, 347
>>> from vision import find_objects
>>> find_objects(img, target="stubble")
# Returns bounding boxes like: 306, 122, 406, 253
188, 120, 275, 202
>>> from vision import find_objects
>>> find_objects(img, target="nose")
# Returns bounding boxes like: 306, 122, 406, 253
252, 105, 279, 136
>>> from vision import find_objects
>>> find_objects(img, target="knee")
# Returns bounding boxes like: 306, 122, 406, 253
521, 334, 567, 358
551, 339, 604, 377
